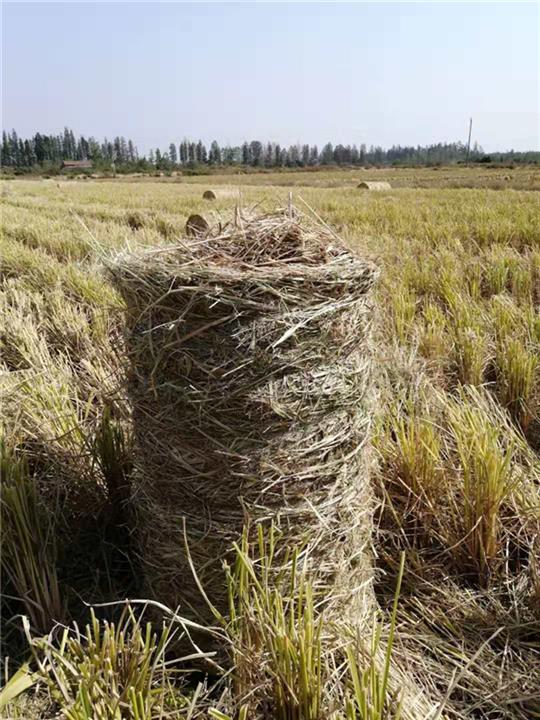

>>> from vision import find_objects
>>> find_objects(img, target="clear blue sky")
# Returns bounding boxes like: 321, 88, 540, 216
2, 2, 539, 152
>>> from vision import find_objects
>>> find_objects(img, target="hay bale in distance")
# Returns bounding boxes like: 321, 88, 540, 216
185, 213, 209, 236
111, 207, 379, 645
202, 189, 216, 200
357, 181, 392, 191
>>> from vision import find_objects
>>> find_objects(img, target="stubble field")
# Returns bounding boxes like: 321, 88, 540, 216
1, 168, 539, 719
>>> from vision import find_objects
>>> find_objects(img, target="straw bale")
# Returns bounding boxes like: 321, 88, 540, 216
202, 189, 217, 200
110, 206, 379, 640
185, 213, 209, 236
357, 181, 392, 191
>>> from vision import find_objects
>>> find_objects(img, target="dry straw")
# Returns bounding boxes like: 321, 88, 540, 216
109, 204, 379, 644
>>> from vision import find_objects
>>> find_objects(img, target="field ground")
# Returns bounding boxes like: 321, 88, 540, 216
1, 168, 539, 718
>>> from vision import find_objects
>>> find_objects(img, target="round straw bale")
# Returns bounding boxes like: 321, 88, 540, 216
185, 213, 209, 236
110, 207, 379, 650
202, 189, 216, 200
357, 181, 391, 191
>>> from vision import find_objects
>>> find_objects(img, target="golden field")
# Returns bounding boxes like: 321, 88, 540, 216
1, 168, 539, 719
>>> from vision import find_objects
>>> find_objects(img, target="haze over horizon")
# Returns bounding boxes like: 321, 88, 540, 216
2, 1, 539, 153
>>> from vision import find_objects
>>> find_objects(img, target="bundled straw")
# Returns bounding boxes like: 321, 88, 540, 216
110, 205, 379, 639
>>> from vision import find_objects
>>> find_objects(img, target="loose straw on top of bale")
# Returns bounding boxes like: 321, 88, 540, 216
109, 204, 379, 647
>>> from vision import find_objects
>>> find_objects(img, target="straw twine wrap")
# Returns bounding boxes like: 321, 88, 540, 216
110, 207, 379, 640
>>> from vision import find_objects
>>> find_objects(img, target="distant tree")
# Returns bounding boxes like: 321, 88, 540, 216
128, 139, 137, 162
222, 145, 236, 164
10, 130, 20, 165
87, 137, 102, 161
179, 140, 188, 164
2, 131, 10, 165
209, 140, 221, 165
79, 136, 89, 159
102, 139, 114, 161
333, 144, 344, 164
113, 137, 123, 162
359, 144, 366, 165
289, 145, 300, 166
23, 139, 36, 166
320, 142, 334, 165
200, 141, 208, 164
250, 141, 263, 166
264, 142, 274, 167
63, 127, 74, 158
3, 126, 537, 172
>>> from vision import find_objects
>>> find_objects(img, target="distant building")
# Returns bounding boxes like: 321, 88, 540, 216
61, 159, 93, 170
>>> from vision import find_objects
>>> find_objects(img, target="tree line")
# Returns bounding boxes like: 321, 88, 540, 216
2, 127, 538, 172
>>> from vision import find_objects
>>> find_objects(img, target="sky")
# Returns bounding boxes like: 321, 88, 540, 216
2, 1, 539, 153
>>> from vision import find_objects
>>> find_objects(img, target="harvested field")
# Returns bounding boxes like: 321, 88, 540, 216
1, 168, 539, 719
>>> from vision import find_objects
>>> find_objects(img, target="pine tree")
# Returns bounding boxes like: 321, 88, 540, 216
169, 143, 178, 165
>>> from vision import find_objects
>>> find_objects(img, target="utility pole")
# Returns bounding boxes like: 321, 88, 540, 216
465, 117, 473, 165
